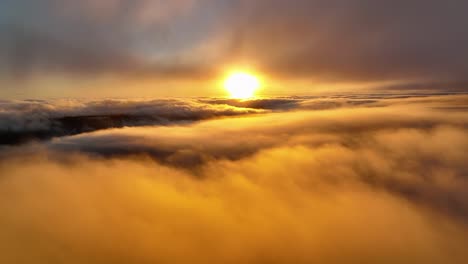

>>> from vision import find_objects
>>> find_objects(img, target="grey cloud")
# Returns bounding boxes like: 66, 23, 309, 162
0, 0, 213, 78
224, 0, 468, 84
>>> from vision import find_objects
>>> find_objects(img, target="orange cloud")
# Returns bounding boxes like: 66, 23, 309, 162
0, 94, 467, 263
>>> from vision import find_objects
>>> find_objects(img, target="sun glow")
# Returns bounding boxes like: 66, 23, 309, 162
224, 72, 260, 99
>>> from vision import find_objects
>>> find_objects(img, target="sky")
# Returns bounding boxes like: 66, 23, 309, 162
1, 0, 468, 98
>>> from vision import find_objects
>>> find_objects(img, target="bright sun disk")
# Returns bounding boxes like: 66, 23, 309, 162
224, 72, 260, 99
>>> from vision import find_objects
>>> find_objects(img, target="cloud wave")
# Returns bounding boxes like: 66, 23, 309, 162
0, 94, 467, 263
2, 93, 465, 145
0, 98, 262, 144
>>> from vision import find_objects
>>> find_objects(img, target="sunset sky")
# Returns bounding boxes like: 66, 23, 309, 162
1, 0, 468, 98
1, 1, 468, 264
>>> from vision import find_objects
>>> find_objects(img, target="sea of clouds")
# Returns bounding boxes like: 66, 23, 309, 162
1, 93, 467, 263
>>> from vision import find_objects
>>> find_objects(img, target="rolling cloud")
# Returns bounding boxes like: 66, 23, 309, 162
0, 94, 467, 263
1, 93, 463, 145
0, 98, 262, 144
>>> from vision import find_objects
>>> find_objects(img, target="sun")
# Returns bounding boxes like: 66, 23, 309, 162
224, 72, 260, 99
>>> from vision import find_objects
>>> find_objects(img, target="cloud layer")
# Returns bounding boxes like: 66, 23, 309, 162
0, 94, 467, 263
1, 93, 463, 144
0, 98, 262, 144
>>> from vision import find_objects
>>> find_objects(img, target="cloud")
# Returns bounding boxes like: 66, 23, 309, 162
0, 98, 262, 145
1, 93, 466, 145
41, 94, 468, 221
224, 0, 468, 84
0, 0, 213, 79
1, 136, 467, 263
0, 94, 467, 263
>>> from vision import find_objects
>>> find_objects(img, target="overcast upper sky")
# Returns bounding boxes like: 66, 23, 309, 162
1, 0, 468, 98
